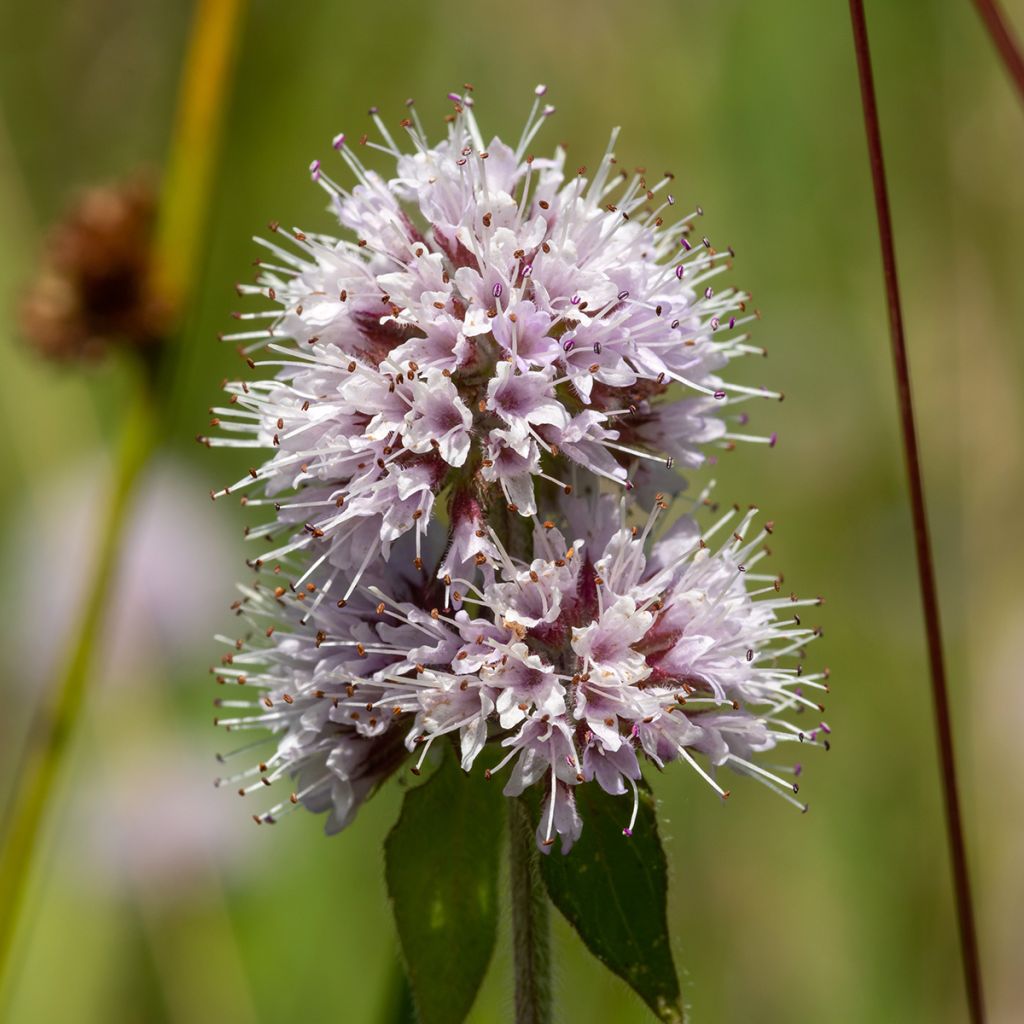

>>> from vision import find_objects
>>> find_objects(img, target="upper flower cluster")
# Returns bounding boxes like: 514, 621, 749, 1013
204, 87, 776, 601
214, 492, 826, 851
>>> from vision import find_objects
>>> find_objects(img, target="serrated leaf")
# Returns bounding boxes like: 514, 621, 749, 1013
537, 782, 683, 1023
385, 753, 505, 1024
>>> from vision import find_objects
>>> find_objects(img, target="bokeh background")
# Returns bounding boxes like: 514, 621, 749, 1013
1, 0, 1022, 1021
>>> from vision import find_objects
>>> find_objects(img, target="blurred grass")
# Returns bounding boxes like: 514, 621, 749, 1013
1, 0, 1022, 1021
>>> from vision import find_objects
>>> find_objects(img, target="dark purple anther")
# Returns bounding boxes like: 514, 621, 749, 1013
713, 389, 726, 400
675, 265, 685, 280
681, 238, 692, 251
769, 432, 778, 448
729, 316, 736, 329
571, 294, 581, 305
617, 290, 629, 301
332, 133, 346, 150
309, 159, 321, 181
622, 828, 633, 837
492, 283, 503, 299
563, 338, 576, 353
447, 92, 462, 102
710, 316, 720, 331
704, 287, 713, 299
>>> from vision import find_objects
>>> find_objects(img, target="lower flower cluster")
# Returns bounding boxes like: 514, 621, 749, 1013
214, 491, 827, 852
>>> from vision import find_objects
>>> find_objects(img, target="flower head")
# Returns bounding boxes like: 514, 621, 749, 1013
215, 492, 826, 853
19, 177, 171, 362
204, 88, 778, 600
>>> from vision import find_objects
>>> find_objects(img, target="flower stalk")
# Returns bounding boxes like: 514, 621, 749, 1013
0, 380, 156, 983
847, 2, 986, 1020
509, 798, 552, 1024
0, 0, 247, 995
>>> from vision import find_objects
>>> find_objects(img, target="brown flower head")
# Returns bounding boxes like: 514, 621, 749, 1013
19, 178, 172, 362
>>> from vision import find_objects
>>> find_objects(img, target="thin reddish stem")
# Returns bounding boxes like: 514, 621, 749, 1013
847, 3, 986, 1022
972, 0, 1024, 105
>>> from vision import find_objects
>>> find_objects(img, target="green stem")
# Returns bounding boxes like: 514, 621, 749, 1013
0, 0, 248, 997
0, 382, 156, 985
377, 957, 416, 1024
509, 799, 552, 1024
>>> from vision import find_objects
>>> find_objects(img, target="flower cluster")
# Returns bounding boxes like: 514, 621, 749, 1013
210, 88, 824, 851
204, 86, 777, 601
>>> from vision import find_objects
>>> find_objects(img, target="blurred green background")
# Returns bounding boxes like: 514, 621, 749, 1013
1, 0, 1022, 1021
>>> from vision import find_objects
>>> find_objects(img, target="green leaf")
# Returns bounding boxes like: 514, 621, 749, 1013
536, 782, 683, 1023
385, 753, 505, 1024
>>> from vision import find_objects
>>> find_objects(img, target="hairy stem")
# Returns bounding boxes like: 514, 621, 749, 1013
971, 0, 1024, 105
847, 3, 986, 1021
509, 799, 552, 1024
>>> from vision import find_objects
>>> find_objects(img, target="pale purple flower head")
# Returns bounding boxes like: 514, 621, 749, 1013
215, 493, 826, 853
205, 88, 777, 602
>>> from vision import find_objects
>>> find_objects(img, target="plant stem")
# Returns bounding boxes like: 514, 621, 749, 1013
0, 382, 156, 985
508, 799, 552, 1024
847, 3, 986, 1022
971, 0, 1024, 105
377, 957, 416, 1024
0, 0, 247, 997
152, 0, 248, 309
